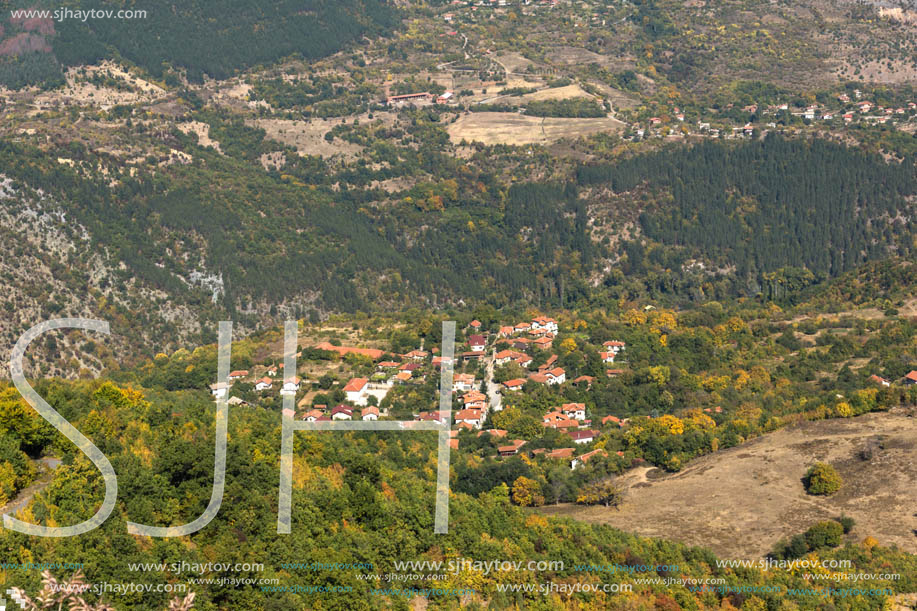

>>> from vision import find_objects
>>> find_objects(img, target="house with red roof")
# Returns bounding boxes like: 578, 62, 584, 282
343, 377, 369, 404
545, 447, 575, 459
361, 406, 379, 421
571, 448, 607, 470
905, 371, 917, 385
454, 409, 483, 428
228, 370, 249, 381
869, 374, 890, 387
468, 334, 486, 352
280, 376, 301, 396
543, 412, 579, 429
544, 367, 566, 385
568, 429, 599, 444
498, 439, 526, 456
254, 377, 273, 391
561, 403, 586, 421
331, 405, 353, 420
503, 378, 526, 392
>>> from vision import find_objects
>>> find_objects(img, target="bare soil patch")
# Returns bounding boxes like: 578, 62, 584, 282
448, 112, 625, 146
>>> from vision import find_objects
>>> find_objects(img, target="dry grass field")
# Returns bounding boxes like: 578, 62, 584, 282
538, 409, 917, 559
448, 112, 625, 146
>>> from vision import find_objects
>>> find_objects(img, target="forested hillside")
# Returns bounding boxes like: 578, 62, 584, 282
0, 0, 399, 86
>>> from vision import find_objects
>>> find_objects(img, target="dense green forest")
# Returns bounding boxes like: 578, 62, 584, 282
579, 135, 917, 298
47, 0, 400, 81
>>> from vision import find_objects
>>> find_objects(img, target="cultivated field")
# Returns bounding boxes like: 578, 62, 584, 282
538, 409, 917, 559
448, 112, 626, 145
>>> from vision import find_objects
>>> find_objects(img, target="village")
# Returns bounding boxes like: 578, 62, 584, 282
207, 315, 639, 473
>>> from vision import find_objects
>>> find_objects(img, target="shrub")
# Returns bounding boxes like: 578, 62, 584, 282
836, 515, 855, 534
804, 521, 844, 550
805, 462, 843, 495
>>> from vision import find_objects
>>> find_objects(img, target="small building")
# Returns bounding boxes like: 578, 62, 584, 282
561, 403, 587, 421
209, 382, 230, 399
280, 376, 302, 396
362, 406, 380, 421
904, 371, 917, 385
343, 377, 370, 405
468, 334, 486, 352
869, 374, 890, 387
331, 405, 353, 420
503, 378, 526, 392
228, 370, 249, 381
544, 367, 566, 385
498, 440, 526, 457
568, 429, 599, 445
254, 377, 273, 391
453, 373, 476, 393
571, 448, 607, 470
454, 409, 483, 428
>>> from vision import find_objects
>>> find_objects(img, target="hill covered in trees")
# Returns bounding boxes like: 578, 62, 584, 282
0, 0, 399, 86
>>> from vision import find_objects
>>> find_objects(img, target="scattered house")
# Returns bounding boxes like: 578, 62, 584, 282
503, 378, 526, 392
454, 409, 483, 428
869, 374, 891, 387
254, 377, 273, 391
314, 342, 385, 361
531, 316, 558, 334
266, 365, 278, 377
462, 351, 484, 362
432, 356, 452, 368
545, 447, 575, 460
302, 409, 323, 421
514, 322, 531, 333
280, 376, 302, 396
572, 375, 594, 388
857, 101, 873, 113
228, 370, 249, 381
561, 403, 587, 421
495, 349, 526, 365
209, 382, 230, 399
543, 412, 579, 429
417, 411, 449, 425
449, 438, 459, 450
600, 351, 616, 364
498, 325, 515, 337
453, 373, 476, 392
512, 338, 531, 350
377, 361, 400, 370
386, 92, 434, 106
498, 440, 526, 456
904, 371, 917, 385
528, 373, 550, 384
394, 370, 413, 384
544, 367, 566, 385
456, 421, 475, 431
462, 391, 487, 410
477, 428, 508, 439
533, 336, 553, 350
468, 334, 486, 352
514, 354, 533, 368
361, 406, 380, 421
606, 369, 625, 378
649, 117, 662, 125
399, 362, 422, 372
343, 377, 370, 405
603, 340, 626, 354
568, 429, 599, 445
404, 349, 429, 361
602, 415, 624, 427
571, 448, 607, 470
331, 405, 353, 420
227, 396, 249, 407
468, 319, 482, 330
